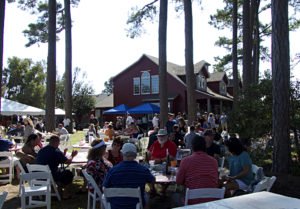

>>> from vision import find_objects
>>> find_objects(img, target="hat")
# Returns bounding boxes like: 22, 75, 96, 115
157, 129, 168, 136
204, 129, 213, 136
121, 143, 137, 154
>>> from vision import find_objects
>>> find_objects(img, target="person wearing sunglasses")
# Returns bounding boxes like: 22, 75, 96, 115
107, 137, 123, 166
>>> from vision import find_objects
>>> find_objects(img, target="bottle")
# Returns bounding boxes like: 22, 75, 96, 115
166, 149, 170, 175
176, 146, 182, 167
145, 151, 149, 165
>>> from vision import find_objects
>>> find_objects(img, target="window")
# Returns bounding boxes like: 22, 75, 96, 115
220, 81, 227, 95
151, 75, 159, 94
198, 75, 206, 90
133, 77, 140, 95
141, 72, 150, 94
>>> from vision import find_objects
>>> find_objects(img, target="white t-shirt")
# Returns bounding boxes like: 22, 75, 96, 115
152, 116, 159, 128
63, 118, 71, 127
126, 116, 134, 125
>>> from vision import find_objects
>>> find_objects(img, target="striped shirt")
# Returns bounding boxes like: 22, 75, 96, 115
102, 161, 154, 209
176, 151, 219, 205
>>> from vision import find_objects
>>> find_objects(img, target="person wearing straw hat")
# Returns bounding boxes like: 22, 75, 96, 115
148, 129, 177, 164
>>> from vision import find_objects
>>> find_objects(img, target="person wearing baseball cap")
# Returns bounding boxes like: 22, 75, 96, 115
103, 143, 155, 209
148, 129, 177, 164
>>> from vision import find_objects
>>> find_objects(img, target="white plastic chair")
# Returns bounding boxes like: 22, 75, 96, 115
218, 156, 225, 179
60, 134, 70, 146
0, 151, 14, 184
0, 191, 8, 209
15, 160, 27, 196
20, 171, 51, 209
26, 164, 61, 201
103, 186, 143, 209
253, 176, 277, 193
184, 187, 225, 206
82, 170, 104, 209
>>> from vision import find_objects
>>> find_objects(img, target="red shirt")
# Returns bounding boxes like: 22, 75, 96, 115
149, 140, 177, 160
176, 151, 219, 205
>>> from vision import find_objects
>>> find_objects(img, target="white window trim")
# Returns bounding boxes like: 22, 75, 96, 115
141, 72, 151, 95
151, 75, 159, 94
133, 77, 140, 95
220, 81, 227, 95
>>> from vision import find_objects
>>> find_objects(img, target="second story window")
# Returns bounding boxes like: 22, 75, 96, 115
151, 75, 159, 94
133, 77, 140, 95
220, 81, 227, 95
141, 72, 150, 94
198, 75, 206, 90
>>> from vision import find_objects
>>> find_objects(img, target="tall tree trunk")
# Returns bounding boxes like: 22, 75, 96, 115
64, 0, 73, 133
0, 0, 5, 104
159, 0, 168, 128
232, 0, 239, 108
45, 0, 57, 131
184, 0, 196, 125
251, 0, 260, 83
242, 0, 252, 88
271, 0, 290, 174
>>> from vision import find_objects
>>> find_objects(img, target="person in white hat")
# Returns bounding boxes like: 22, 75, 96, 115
103, 143, 155, 209
148, 129, 177, 164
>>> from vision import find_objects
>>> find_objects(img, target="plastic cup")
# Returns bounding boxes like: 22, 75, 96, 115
171, 161, 177, 167
104, 138, 109, 142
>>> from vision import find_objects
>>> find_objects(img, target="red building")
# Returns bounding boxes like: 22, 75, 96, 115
112, 54, 233, 115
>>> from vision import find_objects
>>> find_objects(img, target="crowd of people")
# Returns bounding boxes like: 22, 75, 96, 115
0, 111, 256, 208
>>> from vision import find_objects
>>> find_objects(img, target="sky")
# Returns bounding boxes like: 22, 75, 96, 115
3, 0, 300, 94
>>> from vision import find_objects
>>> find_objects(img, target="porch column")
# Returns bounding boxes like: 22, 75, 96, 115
207, 98, 211, 113
220, 100, 223, 113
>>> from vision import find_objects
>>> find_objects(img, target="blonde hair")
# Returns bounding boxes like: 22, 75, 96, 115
87, 138, 106, 160
24, 117, 34, 128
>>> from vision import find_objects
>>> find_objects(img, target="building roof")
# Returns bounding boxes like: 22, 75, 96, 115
94, 94, 114, 108
207, 72, 228, 84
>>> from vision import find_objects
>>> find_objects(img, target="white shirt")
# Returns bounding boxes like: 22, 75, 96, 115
126, 116, 134, 125
152, 116, 159, 128
63, 118, 71, 127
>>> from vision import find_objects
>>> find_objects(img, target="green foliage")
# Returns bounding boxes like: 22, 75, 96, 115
102, 76, 114, 95
228, 76, 272, 139
126, 1, 159, 39
2, 56, 46, 108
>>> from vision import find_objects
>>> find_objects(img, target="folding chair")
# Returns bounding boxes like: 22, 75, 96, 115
82, 170, 104, 209
184, 187, 225, 206
0, 191, 8, 209
103, 186, 143, 209
0, 152, 14, 184
20, 172, 51, 209
15, 160, 27, 196
253, 176, 277, 193
26, 164, 61, 201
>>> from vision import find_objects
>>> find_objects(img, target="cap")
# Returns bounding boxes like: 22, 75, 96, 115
121, 143, 137, 154
157, 129, 168, 136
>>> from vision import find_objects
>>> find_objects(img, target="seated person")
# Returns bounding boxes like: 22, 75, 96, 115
16, 134, 41, 169
103, 143, 155, 209
212, 128, 222, 143
105, 124, 116, 140
107, 137, 123, 166
86, 139, 112, 193
0, 137, 15, 175
147, 127, 159, 150
6, 123, 24, 137
36, 135, 78, 199
88, 123, 98, 137
221, 137, 253, 197
123, 123, 139, 138
204, 129, 221, 160
54, 123, 69, 136
148, 129, 177, 164
176, 135, 219, 206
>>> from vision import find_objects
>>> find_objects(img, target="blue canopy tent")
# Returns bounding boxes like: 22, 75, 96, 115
127, 103, 160, 114
103, 104, 131, 114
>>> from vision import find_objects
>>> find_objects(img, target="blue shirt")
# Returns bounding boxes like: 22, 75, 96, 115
0, 138, 13, 160
36, 145, 67, 178
103, 161, 154, 209
228, 151, 253, 185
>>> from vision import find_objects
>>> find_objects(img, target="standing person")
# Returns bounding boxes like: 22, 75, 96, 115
207, 113, 216, 129
23, 117, 35, 143
36, 135, 78, 199
176, 135, 218, 206
89, 114, 99, 129
171, 124, 184, 147
142, 114, 148, 131
220, 112, 228, 131
63, 116, 71, 129
103, 143, 155, 209
165, 114, 176, 135
152, 113, 159, 128
178, 118, 188, 136
86, 139, 112, 193
126, 114, 134, 128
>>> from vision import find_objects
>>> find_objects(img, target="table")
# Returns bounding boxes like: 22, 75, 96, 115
72, 141, 112, 150
175, 191, 300, 209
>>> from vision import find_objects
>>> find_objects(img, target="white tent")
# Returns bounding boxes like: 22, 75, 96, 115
0, 98, 45, 116
55, 108, 66, 116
